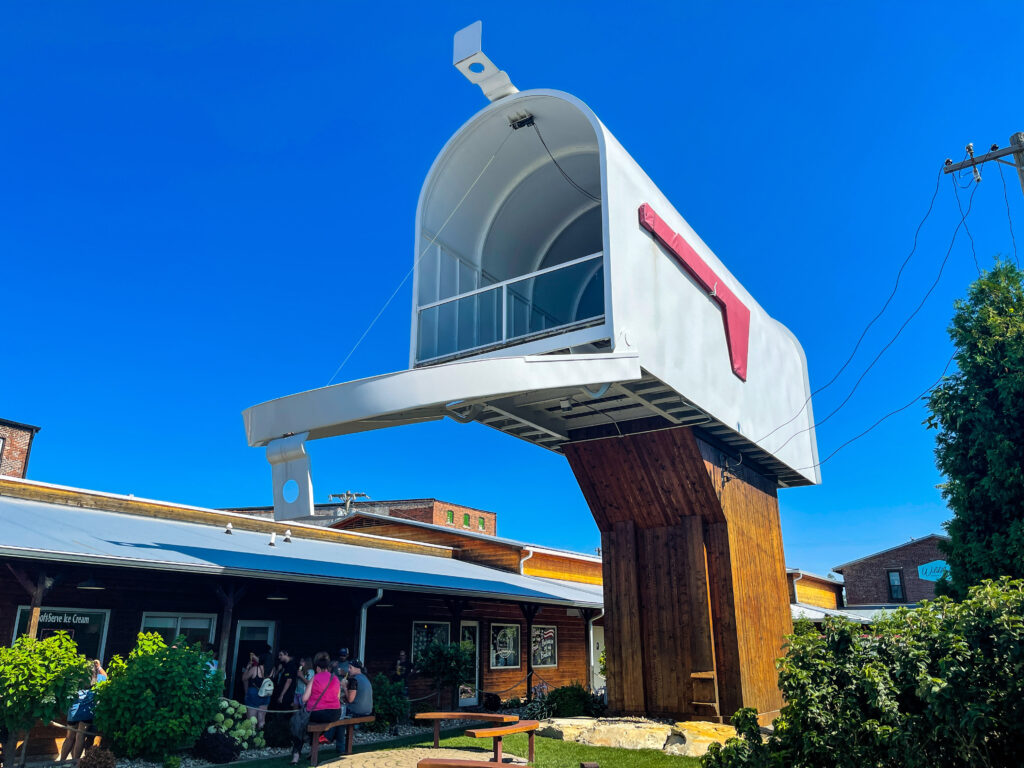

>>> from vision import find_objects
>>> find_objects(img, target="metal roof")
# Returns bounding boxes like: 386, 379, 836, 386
0, 494, 603, 608
790, 603, 874, 623
336, 511, 603, 562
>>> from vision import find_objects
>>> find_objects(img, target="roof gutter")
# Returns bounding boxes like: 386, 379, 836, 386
519, 548, 535, 575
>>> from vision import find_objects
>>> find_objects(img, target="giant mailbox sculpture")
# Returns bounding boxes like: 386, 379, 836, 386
244, 23, 819, 722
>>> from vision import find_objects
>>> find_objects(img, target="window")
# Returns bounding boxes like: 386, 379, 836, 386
411, 621, 450, 664
15, 606, 110, 660
531, 625, 557, 667
140, 613, 216, 645
489, 623, 520, 669
445, 509, 454, 524
463, 512, 470, 528
887, 570, 905, 602
478, 517, 486, 531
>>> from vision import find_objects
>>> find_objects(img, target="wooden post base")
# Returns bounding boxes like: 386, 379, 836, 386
565, 425, 792, 721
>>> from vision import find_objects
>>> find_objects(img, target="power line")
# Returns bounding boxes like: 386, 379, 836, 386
531, 121, 601, 203
951, 176, 981, 275
324, 128, 517, 385
768, 180, 979, 456
756, 169, 943, 445
996, 162, 1020, 268
796, 353, 955, 472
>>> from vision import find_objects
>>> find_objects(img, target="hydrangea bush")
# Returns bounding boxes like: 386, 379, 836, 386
207, 699, 265, 751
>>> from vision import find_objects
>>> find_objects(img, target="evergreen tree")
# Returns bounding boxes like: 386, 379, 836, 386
926, 259, 1024, 597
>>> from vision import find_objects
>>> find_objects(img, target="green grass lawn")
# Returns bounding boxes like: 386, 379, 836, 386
233, 729, 700, 768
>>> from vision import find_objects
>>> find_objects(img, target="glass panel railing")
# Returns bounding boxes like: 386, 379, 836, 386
416, 252, 604, 363
505, 259, 604, 340
418, 284, 501, 362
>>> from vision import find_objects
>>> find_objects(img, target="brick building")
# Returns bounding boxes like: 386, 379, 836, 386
833, 534, 949, 606
0, 418, 40, 478
231, 498, 498, 536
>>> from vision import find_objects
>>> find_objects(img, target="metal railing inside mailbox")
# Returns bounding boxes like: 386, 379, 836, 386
417, 251, 605, 363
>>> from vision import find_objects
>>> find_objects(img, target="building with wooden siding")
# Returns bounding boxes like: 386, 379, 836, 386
0, 475, 606, 728
786, 569, 844, 610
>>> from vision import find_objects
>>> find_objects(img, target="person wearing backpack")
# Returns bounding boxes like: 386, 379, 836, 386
243, 652, 271, 729
290, 652, 342, 764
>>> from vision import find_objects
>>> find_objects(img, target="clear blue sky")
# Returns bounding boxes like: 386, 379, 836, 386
2, 3, 1018, 575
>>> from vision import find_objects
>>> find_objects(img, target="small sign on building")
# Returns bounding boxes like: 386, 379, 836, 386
917, 560, 949, 582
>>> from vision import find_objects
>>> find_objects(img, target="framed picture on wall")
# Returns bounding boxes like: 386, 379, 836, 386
531, 625, 557, 667
489, 623, 520, 668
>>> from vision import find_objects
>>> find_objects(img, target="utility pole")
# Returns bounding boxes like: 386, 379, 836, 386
943, 133, 1024, 196
327, 490, 369, 515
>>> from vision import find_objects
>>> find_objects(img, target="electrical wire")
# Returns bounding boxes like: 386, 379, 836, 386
531, 122, 601, 203
997, 162, 1020, 268
796, 353, 955, 472
768, 180, 979, 456
324, 128, 517, 385
756, 169, 943, 444
951, 176, 982, 275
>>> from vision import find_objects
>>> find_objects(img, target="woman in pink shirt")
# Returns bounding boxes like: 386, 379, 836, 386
291, 652, 341, 763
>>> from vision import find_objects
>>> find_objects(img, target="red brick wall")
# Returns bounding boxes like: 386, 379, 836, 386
840, 537, 947, 605
0, 423, 37, 478
429, 501, 497, 536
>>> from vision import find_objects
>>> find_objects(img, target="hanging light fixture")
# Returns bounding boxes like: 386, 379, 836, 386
266, 588, 288, 601
77, 576, 105, 591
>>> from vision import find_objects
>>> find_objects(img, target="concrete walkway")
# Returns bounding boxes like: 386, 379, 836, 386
317, 747, 527, 768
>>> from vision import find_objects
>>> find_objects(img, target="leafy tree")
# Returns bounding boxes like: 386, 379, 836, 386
926, 259, 1024, 597
0, 632, 90, 768
701, 578, 1024, 768
94, 633, 221, 761
415, 641, 475, 710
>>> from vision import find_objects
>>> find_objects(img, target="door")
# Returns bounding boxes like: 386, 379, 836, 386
591, 625, 606, 691
232, 620, 276, 701
459, 621, 479, 707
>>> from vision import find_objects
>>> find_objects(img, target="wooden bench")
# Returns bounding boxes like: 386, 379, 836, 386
307, 715, 375, 766
417, 759, 509, 768
464, 720, 539, 764
413, 712, 518, 748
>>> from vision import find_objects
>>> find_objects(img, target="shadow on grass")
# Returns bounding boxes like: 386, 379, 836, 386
234, 729, 700, 768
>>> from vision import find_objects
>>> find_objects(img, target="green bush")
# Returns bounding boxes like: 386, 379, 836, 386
521, 696, 551, 721
0, 631, 90, 768
502, 696, 522, 709
416, 641, 475, 710
162, 755, 182, 768
364, 674, 409, 733
702, 578, 1024, 768
192, 730, 239, 764
94, 633, 222, 761
545, 682, 589, 717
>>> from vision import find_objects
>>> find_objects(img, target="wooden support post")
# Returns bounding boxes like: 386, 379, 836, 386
215, 583, 245, 687
565, 425, 791, 722
443, 597, 468, 709
7, 565, 50, 640
1012, 132, 1024, 198
519, 603, 539, 701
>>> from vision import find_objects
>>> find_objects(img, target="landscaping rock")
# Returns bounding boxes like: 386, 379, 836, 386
664, 721, 738, 758
536, 717, 597, 741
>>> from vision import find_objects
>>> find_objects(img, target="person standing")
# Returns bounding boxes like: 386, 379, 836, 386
345, 659, 373, 717
275, 649, 299, 709
391, 650, 410, 695
243, 652, 270, 729
291, 652, 342, 765
59, 661, 106, 762
332, 647, 351, 679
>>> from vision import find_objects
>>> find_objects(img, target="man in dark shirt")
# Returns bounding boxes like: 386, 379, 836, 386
274, 649, 298, 707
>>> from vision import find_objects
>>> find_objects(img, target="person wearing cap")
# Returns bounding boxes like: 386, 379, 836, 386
332, 647, 351, 679
345, 659, 373, 718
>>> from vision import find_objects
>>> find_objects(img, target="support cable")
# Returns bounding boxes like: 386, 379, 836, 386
996, 162, 1020, 268
951, 176, 982, 275
756, 169, 943, 444
325, 128, 517, 385
796, 353, 955, 471
768, 180, 978, 456
531, 121, 601, 203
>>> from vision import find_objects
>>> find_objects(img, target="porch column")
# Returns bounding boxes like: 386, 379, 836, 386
215, 583, 246, 684
6, 565, 53, 639
519, 603, 539, 701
